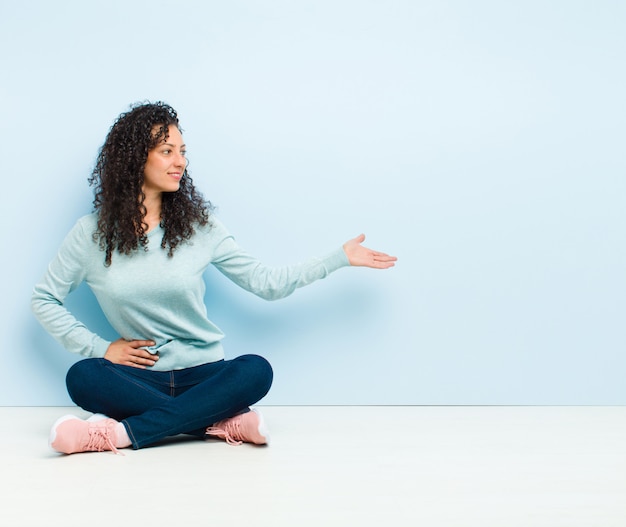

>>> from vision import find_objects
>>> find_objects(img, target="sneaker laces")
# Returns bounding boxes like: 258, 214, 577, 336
205, 418, 244, 446
85, 424, 121, 455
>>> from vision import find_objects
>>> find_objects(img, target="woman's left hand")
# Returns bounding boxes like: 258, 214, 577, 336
343, 234, 397, 269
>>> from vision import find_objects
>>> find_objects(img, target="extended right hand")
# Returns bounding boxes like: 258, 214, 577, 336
104, 338, 159, 369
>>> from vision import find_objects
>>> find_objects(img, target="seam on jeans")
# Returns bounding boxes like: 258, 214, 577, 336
169, 371, 175, 397
108, 363, 172, 387
122, 420, 139, 450
103, 362, 171, 401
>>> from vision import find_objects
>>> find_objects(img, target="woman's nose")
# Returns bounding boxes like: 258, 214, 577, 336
175, 153, 187, 168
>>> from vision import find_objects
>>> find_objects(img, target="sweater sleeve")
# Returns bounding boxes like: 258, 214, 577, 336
31, 218, 111, 357
208, 219, 351, 300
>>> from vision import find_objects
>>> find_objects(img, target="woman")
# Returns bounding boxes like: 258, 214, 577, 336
31, 101, 397, 454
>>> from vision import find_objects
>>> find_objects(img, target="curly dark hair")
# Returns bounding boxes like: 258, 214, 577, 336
88, 101, 211, 266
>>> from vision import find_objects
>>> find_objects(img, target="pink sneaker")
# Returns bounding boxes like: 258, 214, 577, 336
49, 415, 121, 454
205, 409, 269, 446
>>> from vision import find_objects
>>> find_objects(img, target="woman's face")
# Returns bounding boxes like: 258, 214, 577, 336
143, 125, 187, 196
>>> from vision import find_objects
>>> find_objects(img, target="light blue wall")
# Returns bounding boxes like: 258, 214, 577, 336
2, 1, 624, 405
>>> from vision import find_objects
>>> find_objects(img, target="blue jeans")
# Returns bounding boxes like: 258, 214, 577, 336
65, 354, 273, 449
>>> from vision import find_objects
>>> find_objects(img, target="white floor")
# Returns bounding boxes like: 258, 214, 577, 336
2, 406, 626, 526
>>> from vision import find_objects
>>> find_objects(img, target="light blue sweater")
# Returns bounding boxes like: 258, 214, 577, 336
31, 214, 350, 370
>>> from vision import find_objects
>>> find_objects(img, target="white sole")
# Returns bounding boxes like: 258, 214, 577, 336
252, 408, 270, 445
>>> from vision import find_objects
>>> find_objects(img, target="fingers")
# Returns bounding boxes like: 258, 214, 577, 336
123, 340, 158, 368
370, 249, 395, 258
134, 348, 158, 364
105, 338, 159, 368
127, 339, 156, 348
374, 253, 398, 262
371, 256, 397, 269
134, 355, 158, 368
365, 248, 398, 268
124, 350, 158, 369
